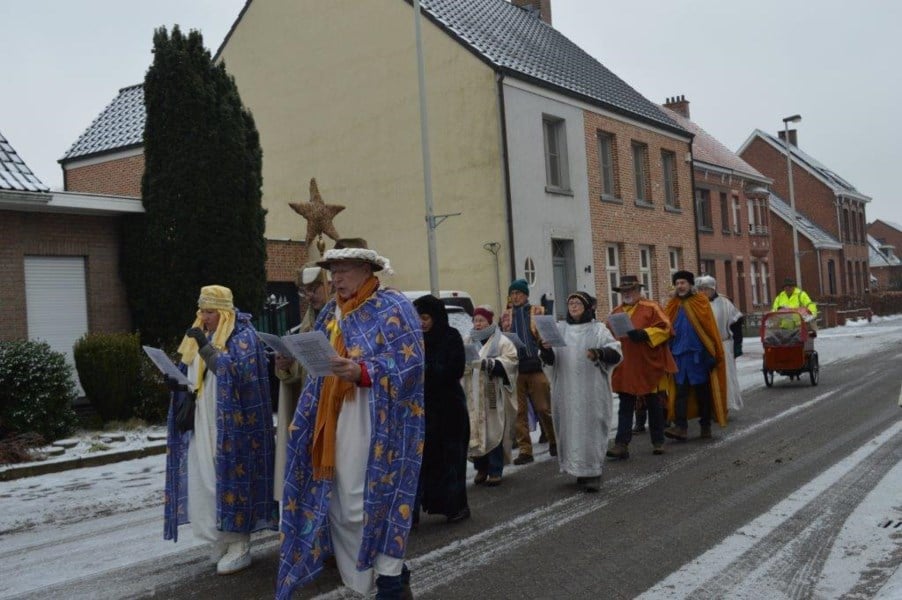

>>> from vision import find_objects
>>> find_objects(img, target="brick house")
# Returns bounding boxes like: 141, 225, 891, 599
59, 84, 308, 329
1, 128, 142, 391
64, 0, 694, 319
866, 232, 902, 290
768, 191, 843, 299
868, 220, 902, 258
738, 129, 871, 298
659, 97, 774, 314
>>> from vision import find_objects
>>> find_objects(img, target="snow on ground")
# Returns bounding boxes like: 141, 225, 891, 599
0, 315, 900, 598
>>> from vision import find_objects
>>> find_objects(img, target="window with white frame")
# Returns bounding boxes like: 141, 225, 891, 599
750, 261, 760, 305
524, 257, 536, 286
760, 261, 769, 303
597, 130, 617, 199
732, 194, 742, 234
668, 247, 681, 278
606, 243, 620, 309
543, 115, 570, 191
747, 198, 769, 235
639, 245, 654, 299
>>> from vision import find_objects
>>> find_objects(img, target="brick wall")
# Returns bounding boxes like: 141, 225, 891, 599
0, 210, 132, 341
64, 153, 144, 197
584, 111, 697, 314
266, 240, 308, 283
740, 136, 869, 295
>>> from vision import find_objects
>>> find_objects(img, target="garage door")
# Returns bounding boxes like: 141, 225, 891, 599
24, 256, 88, 394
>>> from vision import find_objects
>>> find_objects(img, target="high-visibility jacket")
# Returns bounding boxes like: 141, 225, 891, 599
772, 287, 817, 316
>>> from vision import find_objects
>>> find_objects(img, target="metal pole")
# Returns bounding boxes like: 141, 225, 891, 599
783, 116, 803, 288
413, 0, 439, 296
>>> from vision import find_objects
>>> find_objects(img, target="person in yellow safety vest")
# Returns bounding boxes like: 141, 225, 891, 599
772, 277, 818, 329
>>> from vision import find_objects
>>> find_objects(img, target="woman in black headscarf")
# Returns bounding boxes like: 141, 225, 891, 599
412, 294, 470, 524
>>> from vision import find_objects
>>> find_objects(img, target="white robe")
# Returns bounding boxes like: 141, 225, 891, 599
548, 321, 621, 478
186, 356, 247, 549
464, 330, 518, 462
710, 295, 743, 411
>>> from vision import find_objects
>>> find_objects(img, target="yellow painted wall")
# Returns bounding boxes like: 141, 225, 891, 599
219, 0, 510, 309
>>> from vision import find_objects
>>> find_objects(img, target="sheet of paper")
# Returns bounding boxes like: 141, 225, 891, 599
142, 345, 191, 387
282, 331, 338, 378
256, 331, 292, 358
533, 315, 566, 347
607, 312, 634, 338
464, 343, 482, 363
503, 332, 525, 350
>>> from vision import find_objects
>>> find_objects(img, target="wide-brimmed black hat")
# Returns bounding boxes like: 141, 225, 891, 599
613, 275, 644, 293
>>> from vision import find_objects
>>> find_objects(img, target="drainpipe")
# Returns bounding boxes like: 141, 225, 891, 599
496, 71, 516, 281
687, 138, 702, 274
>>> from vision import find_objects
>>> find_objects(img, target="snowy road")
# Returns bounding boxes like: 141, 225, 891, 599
1, 316, 900, 599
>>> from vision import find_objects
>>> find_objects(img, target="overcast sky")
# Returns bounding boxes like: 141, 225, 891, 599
2, 0, 899, 225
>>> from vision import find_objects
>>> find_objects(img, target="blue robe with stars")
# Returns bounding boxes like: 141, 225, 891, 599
276, 288, 425, 599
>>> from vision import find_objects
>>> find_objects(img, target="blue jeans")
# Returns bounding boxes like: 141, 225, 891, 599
616, 392, 665, 445
376, 564, 411, 599
473, 442, 504, 477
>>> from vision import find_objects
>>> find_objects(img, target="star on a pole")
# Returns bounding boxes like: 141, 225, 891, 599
289, 178, 345, 255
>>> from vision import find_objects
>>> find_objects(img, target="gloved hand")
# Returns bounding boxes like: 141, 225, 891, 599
186, 327, 208, 348
592, 347, 621, 365
163, 374, 189, 392
627, 329, 650, 343
480, 358, 495, 373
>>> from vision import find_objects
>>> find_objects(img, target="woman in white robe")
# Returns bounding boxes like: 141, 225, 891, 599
540, 292, 621, 492
696, 276, 744, 411
464, 306, 518, 486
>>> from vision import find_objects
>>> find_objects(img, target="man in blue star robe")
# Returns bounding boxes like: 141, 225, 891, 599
276, 260, 424, 599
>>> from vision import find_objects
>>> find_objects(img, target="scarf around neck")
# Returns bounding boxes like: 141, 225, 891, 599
311, 275, 380, 481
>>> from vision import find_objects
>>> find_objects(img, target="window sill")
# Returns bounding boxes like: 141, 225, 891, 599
634, 200, 655, 209
545, 186, 574, 197
697, 226, 714, 234
600, 195, 623, 204
665, 205, 682, 214
721, 229, 732, 235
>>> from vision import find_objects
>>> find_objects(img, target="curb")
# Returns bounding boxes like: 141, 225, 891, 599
0, 443, 168, 482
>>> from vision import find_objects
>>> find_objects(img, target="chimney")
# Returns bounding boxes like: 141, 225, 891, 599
511, 0, 552, 25
778, 129, 798, 147
663, 94, 690, 119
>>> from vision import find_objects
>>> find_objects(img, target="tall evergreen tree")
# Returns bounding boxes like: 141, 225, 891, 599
121, 26, 267, 346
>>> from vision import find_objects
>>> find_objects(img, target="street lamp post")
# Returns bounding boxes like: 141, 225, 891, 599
783, 114, 802, 288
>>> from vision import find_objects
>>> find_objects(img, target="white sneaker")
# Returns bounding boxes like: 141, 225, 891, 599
216, 540, 251, 575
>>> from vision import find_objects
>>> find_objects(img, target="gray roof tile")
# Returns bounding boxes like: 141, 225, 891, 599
61, 84, 145, 161
754, 129, 864, 197
0, 129, 49, 192
660, 107, 767, 181
768, 191, 841, 249
419, 0, 684, 133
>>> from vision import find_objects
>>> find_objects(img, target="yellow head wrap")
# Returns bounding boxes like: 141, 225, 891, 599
177, 285, 237, 373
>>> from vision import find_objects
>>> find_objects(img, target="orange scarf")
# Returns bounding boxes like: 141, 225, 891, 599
311, 275, 379, 480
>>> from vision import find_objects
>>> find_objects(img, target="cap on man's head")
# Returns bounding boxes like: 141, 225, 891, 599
695, 275, 716, 290
783, 277, 797, 287
298, 264, 329, 287
612, 275, 644, 293
508, 279, 530, 296
672, 270, 695, 286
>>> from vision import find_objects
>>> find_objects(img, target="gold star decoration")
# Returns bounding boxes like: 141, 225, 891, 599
289, 178, 345, 255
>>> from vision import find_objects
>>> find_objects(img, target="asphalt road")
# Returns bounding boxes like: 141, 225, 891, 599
28, 347, 902, 600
